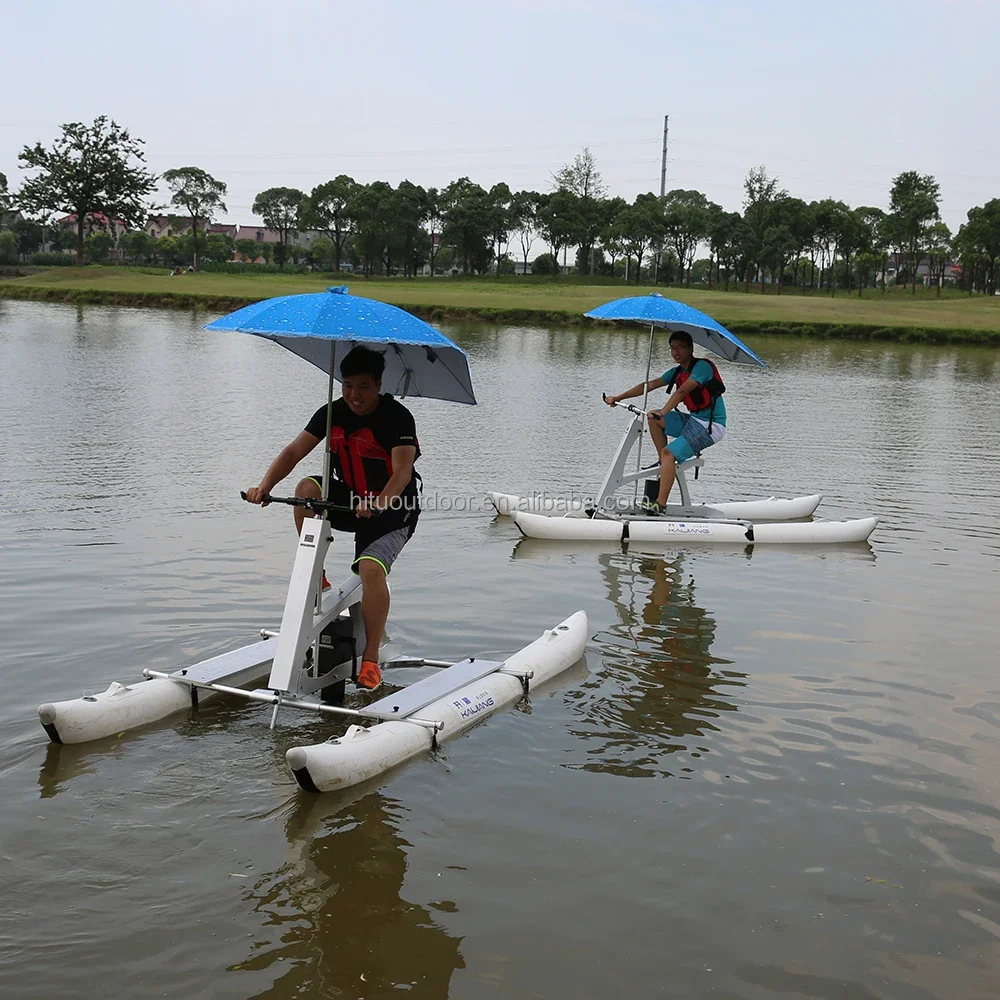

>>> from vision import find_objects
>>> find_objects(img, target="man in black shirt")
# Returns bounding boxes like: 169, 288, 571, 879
244, 346, 420, 690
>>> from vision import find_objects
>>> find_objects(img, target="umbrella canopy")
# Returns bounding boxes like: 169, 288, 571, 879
205, 285, 477, 404
584, 293, 766, 368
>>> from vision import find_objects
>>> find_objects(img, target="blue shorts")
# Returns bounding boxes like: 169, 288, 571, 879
654, 411, 717, 463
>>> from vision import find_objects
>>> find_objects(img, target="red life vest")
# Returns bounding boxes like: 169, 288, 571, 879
327, 426, 394, 497
668, 358, 726, 415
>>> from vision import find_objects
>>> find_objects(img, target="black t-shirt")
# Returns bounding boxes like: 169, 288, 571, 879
305, 395, 420, 519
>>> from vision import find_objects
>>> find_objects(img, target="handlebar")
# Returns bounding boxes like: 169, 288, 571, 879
240, 491, 358, 515
603, 392, 655, 418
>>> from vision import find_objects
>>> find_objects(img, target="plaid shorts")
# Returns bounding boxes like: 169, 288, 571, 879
659, 411, 720, 463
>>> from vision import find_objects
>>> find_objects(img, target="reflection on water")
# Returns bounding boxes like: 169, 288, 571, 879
583, 549, 746, 778
236, 792, 464, 999
514, 540, 746, 779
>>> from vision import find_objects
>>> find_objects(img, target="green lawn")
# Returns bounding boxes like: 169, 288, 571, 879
3, 267, 999, 333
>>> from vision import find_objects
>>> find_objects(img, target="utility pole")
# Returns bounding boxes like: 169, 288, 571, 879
660, 114, 669, 201
656, 114, 669, 279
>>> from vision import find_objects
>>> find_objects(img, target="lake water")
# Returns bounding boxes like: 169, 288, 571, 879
1, 299, 999, 1000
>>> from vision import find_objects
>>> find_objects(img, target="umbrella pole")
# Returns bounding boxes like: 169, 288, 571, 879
312, 342, 335, 622
323, 341, 335, 507
634, 321, 656, 503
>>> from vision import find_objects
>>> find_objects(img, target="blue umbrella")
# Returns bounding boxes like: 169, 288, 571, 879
205, 285, 477, 404
584, 292, 766, 368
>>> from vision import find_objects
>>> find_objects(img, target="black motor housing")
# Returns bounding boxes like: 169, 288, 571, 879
317, 614, 356, 705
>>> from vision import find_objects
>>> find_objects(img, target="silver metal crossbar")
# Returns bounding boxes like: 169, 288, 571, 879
142, 669, 443, 731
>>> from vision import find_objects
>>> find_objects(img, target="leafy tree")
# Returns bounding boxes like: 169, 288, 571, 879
510, 190, 542, 275
83, 231, 113, 263
119, 230, 154, 263
204, 232, 234, 263
531, 252, 556, 276
708, 210, 742, 290
836, 207, 864, 294
954, 199, 1000, 295
689, 258, 713, 284
348, 181, 395, 276
235, 237, 260, 263
17, 117, 156, 265
434, 245, 456, 273
49, 225, 76, 252
161, 167, 227, 271
608, 193, 664, 284
305, 176, 357, 272
13, 217, 44, 258
251, 186, 306, 268
552, 147, 605, 200
406, 228, 432, 276
308, 234, 334, 270
780, 198, 815, 289
852, 207, 887, 296
662, 189, 714, 285
553, 147, 606, 274
485, 182, 513, 276
887, 171, 941, 295
425, 187, 444, 276
925, 221, 952, 297
0, 171, 9, 218
497, 254, 516, 275
0, 230, 18, 264
760, 216, 797, 292
392, 180, 429, 277
440, 177, 491, 274
537, 189, 582, 279
811, 198, 850, 293
741, 166, 787, 291
597, 196, 628, 277
155, 235, 181, 265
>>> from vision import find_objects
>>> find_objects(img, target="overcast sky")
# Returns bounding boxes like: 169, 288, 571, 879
2, 0, 996, 233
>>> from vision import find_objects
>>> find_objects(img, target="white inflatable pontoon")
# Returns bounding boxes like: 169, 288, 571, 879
511, 509, 877, 545
288, 610, 588, 792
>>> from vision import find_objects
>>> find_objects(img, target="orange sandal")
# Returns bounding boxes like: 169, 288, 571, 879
357, 659, 382, 690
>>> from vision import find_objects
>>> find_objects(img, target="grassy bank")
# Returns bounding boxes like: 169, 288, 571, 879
2, 267, 998, 344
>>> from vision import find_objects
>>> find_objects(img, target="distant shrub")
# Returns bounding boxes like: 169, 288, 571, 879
199, 260, 311, 275
531, 252, 556, 275
30, 252, 77, 265
0, 231, 18, 265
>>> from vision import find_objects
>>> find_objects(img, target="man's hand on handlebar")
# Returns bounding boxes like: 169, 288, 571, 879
242, 487, 271, 505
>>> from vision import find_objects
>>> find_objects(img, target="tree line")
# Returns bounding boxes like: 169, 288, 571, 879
2, 116, 999, 296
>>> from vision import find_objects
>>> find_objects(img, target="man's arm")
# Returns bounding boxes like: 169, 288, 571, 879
357, 445, 417, 516
605, 376, 667, 406
244, 430, 322, 504
649, 376, 701, 418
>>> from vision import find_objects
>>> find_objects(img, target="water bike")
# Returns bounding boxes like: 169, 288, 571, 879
488, 294, 877, 546
37, 288, 588, 792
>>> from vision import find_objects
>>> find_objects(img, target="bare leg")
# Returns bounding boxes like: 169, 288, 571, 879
656, 449, 677, 507
293, 477, 321, 535
648, 415, 667, 461
357, 559, 389, 662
